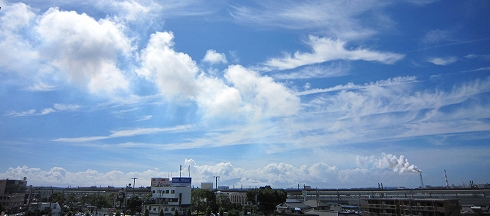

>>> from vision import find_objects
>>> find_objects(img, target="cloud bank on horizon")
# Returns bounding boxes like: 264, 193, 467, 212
0, 0, 489, 189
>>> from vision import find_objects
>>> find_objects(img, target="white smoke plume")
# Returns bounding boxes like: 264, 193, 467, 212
357, 153, 421, 174
375, 153, 421, 173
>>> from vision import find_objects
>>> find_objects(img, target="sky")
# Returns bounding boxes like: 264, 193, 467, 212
0, 0, 490, 189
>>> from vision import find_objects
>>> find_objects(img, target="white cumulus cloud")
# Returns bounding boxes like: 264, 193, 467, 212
0, 2, 38, 74
36, 8, 133, 95
202, 49, 227, 64
137, 32, 199, 99
225, 65, 301, 118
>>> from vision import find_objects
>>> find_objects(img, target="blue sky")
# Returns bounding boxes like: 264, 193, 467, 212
1, 0, 489, 189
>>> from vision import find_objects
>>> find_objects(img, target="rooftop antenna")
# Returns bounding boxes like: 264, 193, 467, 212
444, 170, 449, 188
180, 165, 182, 178
188, 165, 191, 177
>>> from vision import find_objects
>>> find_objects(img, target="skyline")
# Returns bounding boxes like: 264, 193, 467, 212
1, 0, 490, 189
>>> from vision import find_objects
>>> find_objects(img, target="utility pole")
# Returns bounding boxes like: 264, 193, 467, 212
213, 176, 220, 190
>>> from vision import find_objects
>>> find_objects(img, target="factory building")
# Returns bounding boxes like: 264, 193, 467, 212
362, 198, 461, 216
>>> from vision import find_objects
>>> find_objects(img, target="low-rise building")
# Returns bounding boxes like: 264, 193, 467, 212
276, 199, 312, 214
144, 177, 192, 216
227, 192, 248, 206
201, 183, 213, 190
362, 198, 461, 216
28, 202, 62, 216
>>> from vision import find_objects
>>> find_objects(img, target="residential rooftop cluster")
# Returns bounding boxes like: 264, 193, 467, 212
1, 178, 490, 216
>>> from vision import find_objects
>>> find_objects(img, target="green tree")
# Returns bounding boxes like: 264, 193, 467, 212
246, 189, 258, 205
232, 203, 242, 212
247, 186, 286, 214
159, 209, 164, 216
219, 207, 224, 216
257, 186, 286, 214
145, 209, 150, 216
127, 196, 143, 215
186, 209, 191, 216
205, 206, 212, 216
50, 192, 64, 205
174, 209, 179, 216
0, 203, 5, 213
66, 193, 78, 208
115, 210, 121, 216
228, 209, 239, 216
191, 189, 216, 214
217, 194, 233, 211
97, 193, 114, 208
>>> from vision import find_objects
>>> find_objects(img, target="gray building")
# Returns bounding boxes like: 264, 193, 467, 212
0, 178, 28, 212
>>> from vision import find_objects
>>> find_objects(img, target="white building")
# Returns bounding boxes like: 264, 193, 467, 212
28, 202, 62, 216
143, 177, 192, 216
224, 192, 250, 206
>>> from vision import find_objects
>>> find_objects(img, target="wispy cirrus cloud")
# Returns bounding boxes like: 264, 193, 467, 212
6, 109, 37, 117
6, 103, 80, 117
257, 76, 490, 152
465, 53, 490, 60
297, 76, 417, 96
272, 63, 350, 80
111, 108, 139, 115
24, 82, 56, 92
229, 0, 390, 40
460, 67, 490, 73
263, 36, 404, 71
135, 115, 152, 122
53, 125, 192, 142
422, 29, 453, 44
428, 56, 457, 65
81, 76, 490, 153
53, 103, 81, 111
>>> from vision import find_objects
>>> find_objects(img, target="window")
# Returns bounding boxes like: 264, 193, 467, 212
171, 190, 175, 194
166, 190, 169, 194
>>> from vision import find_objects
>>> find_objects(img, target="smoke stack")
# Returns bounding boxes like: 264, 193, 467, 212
444, 170, 449, 188
419, 172, 424, 189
